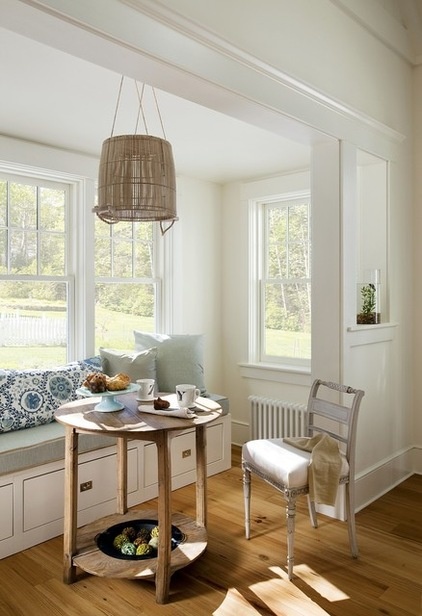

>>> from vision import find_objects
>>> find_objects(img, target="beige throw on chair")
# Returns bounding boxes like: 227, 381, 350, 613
283, 433, 342, 506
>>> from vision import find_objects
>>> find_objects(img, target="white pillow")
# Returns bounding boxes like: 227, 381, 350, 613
99, 347, 157, 383
133, 332, 207, 395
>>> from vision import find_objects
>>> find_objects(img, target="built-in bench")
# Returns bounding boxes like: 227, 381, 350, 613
0, 394, 229, 476
0, 341, 231, 559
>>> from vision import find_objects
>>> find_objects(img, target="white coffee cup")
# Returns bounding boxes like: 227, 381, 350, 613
137, 378, 155, 401
175, 384, 200, 409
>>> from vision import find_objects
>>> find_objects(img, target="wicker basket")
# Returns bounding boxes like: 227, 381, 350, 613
95, 134, 177, 224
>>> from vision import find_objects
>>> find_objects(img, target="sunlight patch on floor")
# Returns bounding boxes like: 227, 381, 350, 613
249, 572, 332, 616
277, 564, 350, 602
213, 565, 350, 615
213, 588, 262, 615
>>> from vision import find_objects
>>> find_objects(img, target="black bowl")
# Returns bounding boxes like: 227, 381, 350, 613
95, 519, 185, 560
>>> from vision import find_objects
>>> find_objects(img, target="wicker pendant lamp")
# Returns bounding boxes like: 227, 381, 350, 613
93, 78, 177, 235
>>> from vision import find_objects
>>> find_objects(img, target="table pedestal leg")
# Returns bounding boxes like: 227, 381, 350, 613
155, 430, 171, 604
116, 437, 128, 514
63, 428, 78, 583
196, 426, 207, 527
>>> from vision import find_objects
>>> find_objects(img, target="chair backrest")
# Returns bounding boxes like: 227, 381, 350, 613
306, 379, 365, 479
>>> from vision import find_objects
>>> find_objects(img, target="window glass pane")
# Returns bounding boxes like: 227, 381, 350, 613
288, 203, 309, 242
9, 183, 37, 228
39, 187, 65, 232
0, 180, 7, 226
95, 237, 112, 276
10, 230, 37, 274
134, 221, 153, 242
288, 242, 309, 278
0, 229, 7, 274
267, 243, 287, 278
95, 282, 155, 349
95, 215, 110, 238
113, 240, 133, 277
0, 280, 68, 368
134, 241, 153, 278
40, 233, 65, 275
113, 221, 132, 239
268, 207, 287, 243
95, 237, 111, 277
264, 282, 311, 359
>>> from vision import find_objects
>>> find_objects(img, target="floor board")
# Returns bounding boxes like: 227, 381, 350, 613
0, 446, 420, 615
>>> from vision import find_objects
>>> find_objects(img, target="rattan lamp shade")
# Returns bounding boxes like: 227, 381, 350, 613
94, 134, 177, 225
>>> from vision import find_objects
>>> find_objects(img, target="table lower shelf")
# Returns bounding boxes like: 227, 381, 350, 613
73, 508, 207, 579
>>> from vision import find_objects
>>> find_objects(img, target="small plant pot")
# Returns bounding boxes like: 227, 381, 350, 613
356, 312, 381, 325
357, 272, 381, 325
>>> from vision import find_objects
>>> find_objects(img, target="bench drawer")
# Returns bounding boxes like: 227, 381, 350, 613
23, 447, 139, 531
0, 483, 13, 541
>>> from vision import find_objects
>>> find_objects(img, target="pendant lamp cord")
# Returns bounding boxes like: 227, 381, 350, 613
110, 75, 125, 138
111, 76, 168, 141
152, 87, 167, 141
134, 81, 148, 135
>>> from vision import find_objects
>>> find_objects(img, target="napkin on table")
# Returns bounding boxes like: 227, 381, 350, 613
138, 405, 196, 419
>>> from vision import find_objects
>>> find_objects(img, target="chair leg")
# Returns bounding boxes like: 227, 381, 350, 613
307, 495, 318, 528
345, 481, 359, 558
243, 466, 251, 540
286, 495, 297, 580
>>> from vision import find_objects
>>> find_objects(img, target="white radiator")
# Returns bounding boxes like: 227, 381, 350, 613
249, 396, 308, 439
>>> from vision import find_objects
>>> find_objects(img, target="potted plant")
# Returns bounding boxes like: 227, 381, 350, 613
356, 283, 380, 324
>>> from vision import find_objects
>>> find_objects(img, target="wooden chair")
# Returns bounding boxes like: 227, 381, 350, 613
242, 379, 365, 580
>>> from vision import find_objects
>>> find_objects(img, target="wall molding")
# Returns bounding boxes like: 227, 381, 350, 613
329, 0, 415, 65
15, 0, 406, 159
122, 0, 405, 146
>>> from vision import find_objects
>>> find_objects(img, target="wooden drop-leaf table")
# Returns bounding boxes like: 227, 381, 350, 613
54, 392, 223, 604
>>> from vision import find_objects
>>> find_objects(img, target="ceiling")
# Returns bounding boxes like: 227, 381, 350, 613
1, 0, 421, 185
0, 26, 311, 185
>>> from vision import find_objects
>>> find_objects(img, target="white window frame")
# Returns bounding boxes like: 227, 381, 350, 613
248, 189, 311, 370
93, 219, 170, 346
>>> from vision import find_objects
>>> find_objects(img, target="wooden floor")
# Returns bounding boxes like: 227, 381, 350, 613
1, 446, 421, 616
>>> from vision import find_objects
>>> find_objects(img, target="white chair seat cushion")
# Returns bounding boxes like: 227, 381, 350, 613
242, 438, 349, 489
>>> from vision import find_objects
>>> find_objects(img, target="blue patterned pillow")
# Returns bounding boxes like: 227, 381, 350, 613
0, 361, 101, 433
81, 355, 102, 370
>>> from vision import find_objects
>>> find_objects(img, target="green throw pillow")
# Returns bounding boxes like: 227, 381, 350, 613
99, 347, 157, 383
133, 332, 207, 395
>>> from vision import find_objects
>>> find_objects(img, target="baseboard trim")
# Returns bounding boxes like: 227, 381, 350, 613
231, 420, 250, 446
355, 446, 418, 511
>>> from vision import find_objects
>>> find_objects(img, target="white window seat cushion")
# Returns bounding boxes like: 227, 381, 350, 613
0, 421, 116, 476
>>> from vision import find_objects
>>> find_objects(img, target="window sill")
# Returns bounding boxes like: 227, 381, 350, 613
346, 322, 397, 345
238, 362, 311, 385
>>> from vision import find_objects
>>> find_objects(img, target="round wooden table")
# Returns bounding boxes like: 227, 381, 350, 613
54, 391, 223, 604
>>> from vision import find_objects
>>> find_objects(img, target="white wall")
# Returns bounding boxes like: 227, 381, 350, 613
413, 65, 422, 473
170, 175, 223, 393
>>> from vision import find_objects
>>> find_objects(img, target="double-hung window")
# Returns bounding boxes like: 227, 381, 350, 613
252, 193, 311, 367
94, 218, 160, 351
0, 173, 70, 368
